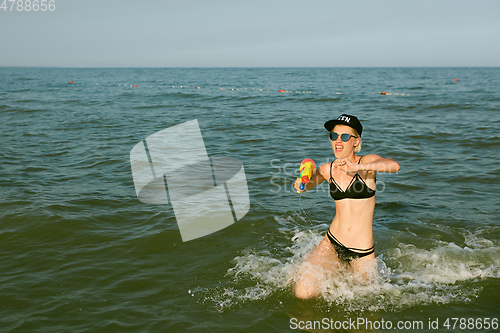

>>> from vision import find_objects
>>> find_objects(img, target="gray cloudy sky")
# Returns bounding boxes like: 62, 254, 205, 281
1, 0, 499, 67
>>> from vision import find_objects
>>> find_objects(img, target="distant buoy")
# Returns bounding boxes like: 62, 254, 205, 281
278, 90, 284, 92
69, 81, 73, 84
456, 78, 459, 82
133, 85, 137, 87
381, 92, 387, 95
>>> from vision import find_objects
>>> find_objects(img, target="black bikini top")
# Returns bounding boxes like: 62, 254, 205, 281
329, 157, 376, 201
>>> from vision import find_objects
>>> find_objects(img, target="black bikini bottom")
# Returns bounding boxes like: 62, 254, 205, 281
326, 229, 374, 263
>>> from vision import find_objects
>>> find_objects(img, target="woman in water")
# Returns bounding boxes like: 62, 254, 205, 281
293, 114, 400, 299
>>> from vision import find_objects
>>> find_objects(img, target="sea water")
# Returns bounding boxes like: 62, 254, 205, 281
1, 67, 499, 332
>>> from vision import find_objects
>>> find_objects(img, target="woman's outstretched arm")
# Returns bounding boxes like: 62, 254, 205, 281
334, 154, 400, 173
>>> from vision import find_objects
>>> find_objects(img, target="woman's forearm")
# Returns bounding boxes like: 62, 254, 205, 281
358, 158, 400, 173
304, 170, 325, 190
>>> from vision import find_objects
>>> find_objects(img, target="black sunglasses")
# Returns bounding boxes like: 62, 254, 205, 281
329, 132, 358, 142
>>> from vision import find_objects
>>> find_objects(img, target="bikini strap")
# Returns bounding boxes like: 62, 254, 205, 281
330, 161, 333, 180
353, 156, 363, 177
327, 229, 375, 252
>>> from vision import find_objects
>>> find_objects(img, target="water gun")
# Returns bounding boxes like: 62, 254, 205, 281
298, 158, 315, 193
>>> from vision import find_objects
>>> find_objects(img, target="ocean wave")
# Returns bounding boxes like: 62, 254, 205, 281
10, 88, 31, 93
301, 97, 342, 103
132, 104, 174, 110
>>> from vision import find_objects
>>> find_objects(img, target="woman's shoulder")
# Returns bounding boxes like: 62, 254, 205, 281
318, 162, 332, 178
319, 162, 332, 170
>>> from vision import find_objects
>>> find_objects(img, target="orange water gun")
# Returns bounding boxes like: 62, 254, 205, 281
298, 158, 315, 193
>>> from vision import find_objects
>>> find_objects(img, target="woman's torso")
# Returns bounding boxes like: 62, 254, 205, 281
320, 157, 377, 249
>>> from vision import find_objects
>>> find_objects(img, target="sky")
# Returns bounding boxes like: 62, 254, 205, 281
1, 0, 499, 67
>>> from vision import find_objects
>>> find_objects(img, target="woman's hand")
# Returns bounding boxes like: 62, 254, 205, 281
294, 177, 306, 193
333, 157, 356, 173
293, 164, 327, 194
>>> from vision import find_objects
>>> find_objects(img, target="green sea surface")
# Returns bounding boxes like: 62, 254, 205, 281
1, 67, 499, 332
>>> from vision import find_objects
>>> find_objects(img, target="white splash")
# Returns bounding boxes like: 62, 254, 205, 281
203, 217, 499, 312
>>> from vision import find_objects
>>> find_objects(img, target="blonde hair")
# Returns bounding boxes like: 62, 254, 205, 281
354, 138, 362, 153
353, 129, 362, 153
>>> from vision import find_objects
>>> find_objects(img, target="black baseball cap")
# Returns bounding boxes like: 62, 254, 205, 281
324, 114, 363, 136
